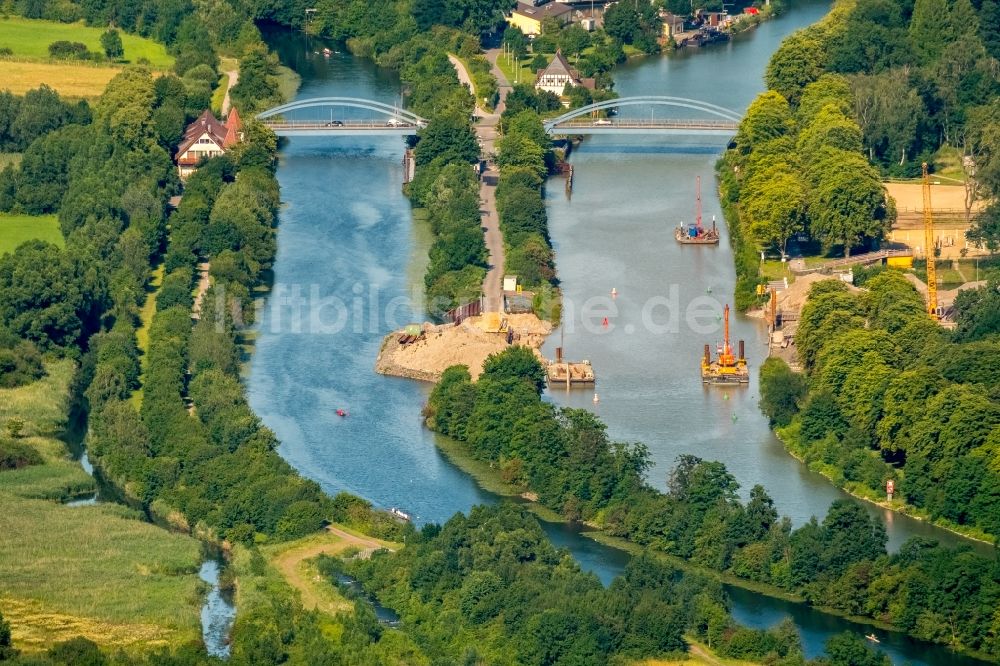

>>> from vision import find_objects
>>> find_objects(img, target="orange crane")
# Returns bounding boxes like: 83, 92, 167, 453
921, 162, 939, 320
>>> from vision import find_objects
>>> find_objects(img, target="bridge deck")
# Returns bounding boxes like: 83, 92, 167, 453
261, 120, 421, 136
545, 119, 738, 135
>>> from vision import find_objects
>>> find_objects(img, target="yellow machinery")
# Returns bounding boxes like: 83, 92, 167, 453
922, 162, 939, 320
701, 304, 749, 384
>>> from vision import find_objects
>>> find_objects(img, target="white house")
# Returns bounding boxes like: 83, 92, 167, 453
535, 49, 593, 96
175, 108, 243, 179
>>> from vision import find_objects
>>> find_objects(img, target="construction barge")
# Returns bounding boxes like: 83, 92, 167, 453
675, 176, 720, 245
701, 304, 749, 384
547, 347, 595, 387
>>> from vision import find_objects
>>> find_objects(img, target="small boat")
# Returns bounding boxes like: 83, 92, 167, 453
322, 47, 333, 57
336, 409, 348, 417
389, 507, 411, 521
865, 633, 880, 643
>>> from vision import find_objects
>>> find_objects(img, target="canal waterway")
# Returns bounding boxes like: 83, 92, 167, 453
253, 15, 993, 665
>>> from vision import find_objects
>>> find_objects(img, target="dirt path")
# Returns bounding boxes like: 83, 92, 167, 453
221, 68, 239, 116
270, 526, 391, 615
448, 53, 510, 310
191, 262, 211, 320
688, 644, 723, 665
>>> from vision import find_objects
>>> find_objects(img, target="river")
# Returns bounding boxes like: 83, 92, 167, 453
253, 13, 992, 664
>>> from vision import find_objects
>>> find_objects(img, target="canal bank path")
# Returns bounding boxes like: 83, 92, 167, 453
448, 53, 511, 311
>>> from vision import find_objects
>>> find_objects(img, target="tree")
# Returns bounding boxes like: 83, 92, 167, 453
735, 91, 793, 153
0, 609, 17, 660
559, 25, 591, 59
0, 241, 105, 351
765, 32, 827, 103
807, 149, 893, 256
797, 105, 863, 161
481, 346, 546, 393
953, 279, 1000, 341
742, 162, 806, 253
496, 133, 547, 180
759, 358, 807, 427
908, 0, 953, 64
414, 113, 479, 166
100, 28, 124, 60
825, 632, 891, 666
603, 2, 641, 44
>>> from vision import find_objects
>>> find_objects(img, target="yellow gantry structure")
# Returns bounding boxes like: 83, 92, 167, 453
922, 162, 939, 320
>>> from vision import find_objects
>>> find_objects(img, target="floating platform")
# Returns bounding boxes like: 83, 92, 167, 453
675, 225, 720, 244
547, 360, 595, 387
700, 304, 749, 384
675, 177, 720, 244
701, 359, 749, 384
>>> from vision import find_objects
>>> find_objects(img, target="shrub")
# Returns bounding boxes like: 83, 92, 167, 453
48, 41, 91, 60
0, 438, 44, 470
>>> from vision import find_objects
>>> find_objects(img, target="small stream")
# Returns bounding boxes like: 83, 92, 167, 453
335, 573, 402, 626
199, 558, 237, 658
63, 410, 236, 656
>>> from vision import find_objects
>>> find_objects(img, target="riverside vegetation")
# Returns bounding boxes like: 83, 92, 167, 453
760, 272, 1000, 544
720, 0, 1000, 307
0, 1, 993, 665
426, 346, 1000, 660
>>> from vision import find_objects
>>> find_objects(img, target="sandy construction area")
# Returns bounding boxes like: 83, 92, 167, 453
375, 313, 552, 382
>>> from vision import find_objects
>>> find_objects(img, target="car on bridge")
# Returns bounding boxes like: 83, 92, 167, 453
325, 120, 344, 127
594, 118, 612, 126
385, 118, 408, 127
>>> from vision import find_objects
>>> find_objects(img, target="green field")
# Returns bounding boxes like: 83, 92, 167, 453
0, 213, 63, 255
0, 16, 173, 68
0, 360, 203, 653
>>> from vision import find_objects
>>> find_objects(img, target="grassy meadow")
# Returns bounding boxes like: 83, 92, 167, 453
0, 60, 121, 97
0, 360, 204, 653
0, 16, 173, 67
0, 213, 62, 255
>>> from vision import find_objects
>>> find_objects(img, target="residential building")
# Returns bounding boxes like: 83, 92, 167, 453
508, 1, 573, 36
535, 49, 594, 96
660, 12, 685, 39
175, 108, 243, 179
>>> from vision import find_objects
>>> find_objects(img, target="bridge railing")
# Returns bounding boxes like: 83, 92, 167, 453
550, 119, 739, 129
260, 119, 423, 129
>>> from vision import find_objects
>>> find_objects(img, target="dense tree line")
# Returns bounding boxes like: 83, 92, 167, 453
427, 346, 1000, 659
496, 108, 558, 296
723, 73, 895, 262
339, 503, 816, 665
756, 0, 1000, 249
760, 273, 1000, 546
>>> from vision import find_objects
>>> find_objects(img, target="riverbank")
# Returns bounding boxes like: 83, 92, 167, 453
775, 427, 997, 546
429, 419, 997, 665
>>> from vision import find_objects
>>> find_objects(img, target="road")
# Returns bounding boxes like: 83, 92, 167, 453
448, 52, 513, 311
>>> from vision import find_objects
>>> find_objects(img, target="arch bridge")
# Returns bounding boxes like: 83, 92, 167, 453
256, 97, 428, 136
544, 96, 741, 135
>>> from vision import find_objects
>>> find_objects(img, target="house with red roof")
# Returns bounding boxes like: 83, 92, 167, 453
175, 108, 243, 179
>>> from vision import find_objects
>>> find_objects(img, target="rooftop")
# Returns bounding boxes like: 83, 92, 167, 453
513, 2, 573, 19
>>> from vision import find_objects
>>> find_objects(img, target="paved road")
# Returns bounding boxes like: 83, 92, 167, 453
449, 52, 513, 311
